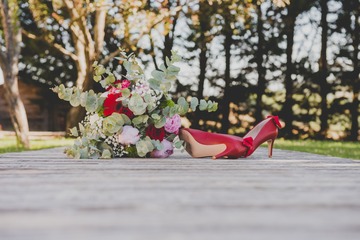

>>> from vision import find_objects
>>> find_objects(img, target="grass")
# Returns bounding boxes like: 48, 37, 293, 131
274, 139, 360, 160
1, 136, 359, 160
0, 137, 73, 154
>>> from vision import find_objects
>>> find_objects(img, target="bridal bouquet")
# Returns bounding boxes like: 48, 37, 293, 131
53, 50, 217, 159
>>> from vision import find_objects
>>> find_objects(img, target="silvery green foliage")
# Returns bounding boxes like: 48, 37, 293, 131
52, 50, 218, 159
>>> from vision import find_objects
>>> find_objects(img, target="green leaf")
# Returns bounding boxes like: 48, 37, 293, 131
151, 113, 161, 120
151, 69, 165, 80
93, 75, 102, 82
167, 65, 180, 74
55, 84, 73, 101
170, 50, 181, 63
151, 140, 163, 150
148, 78, 161, 90
102, 113, 123, 135
162, 106, 170, 117
199, 99, 207, 111
85, 91, 99, 113
121, 88, 131, 99
100, 149, 112, 159
70, 88, 81, 107
154, 116, 166, 128
190, 97, 199, 111
208, 102, 218, 112
80, 92, 88, 107
177, 97, 189, 115
105, 74, 115, 85
94, 65, 106, 76
132, 115, 149, 126
136, 137, 155, 157
69, 127, 78, 137
174, 140, 184, 149
128, 93, 148, 115
78, 123, 85, 134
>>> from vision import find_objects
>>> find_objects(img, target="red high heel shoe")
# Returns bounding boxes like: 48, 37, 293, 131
179, 116, 282, 159
243, 116, 282, 158
179, 128, 253, 159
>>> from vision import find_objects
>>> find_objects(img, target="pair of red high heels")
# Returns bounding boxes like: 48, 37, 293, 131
179, 116, 282, 159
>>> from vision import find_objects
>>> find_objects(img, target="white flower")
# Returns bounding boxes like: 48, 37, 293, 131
116, 125, 140, 145
89, 114, 100, 125
133, 81, 150, 96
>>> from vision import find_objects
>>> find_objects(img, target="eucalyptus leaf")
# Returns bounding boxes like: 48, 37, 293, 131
70, 89, 81, 107
199, 99, 207, 111
85, 92, 99, 113
154, 116, 166, 128
190, 97, 199, 111
132, 115, 149, 126
174, 140, 184, 149
177, 97, 189, 115
136, 137, 155, 157
100, 149, 112, 159
93, 75, 102, 82
69, 127, 78, 137
128, 93, 148, 115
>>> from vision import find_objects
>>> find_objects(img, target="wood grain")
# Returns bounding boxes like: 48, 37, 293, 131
1, 147, 359, 240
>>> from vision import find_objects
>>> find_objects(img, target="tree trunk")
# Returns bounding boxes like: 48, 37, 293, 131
350, 6, 360, 141
2, 75, 30, 148
319, 0, 329, 139
191, 40, 208, 129
192, 1, 209, 129
65, 1, 106, 130
0, 0, 30, 148
65, 53, 92, 130
255, 2, 266, 123
281, 12, 296, 137
162, 0, 179, 62
220, 22, 232, 134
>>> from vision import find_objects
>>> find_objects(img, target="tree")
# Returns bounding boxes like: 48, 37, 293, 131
332, 0, 359, 140
24, 0, 107, 129
185, 0, 217, 128
349, 1, 360, 141
0, 0, 30, 148
24, 0, 168, 129
319, 0, 330, 139
254, 1, 266, 123
280, 0, 315, 137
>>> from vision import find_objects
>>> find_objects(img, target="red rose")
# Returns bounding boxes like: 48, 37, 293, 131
103, 93, 135, 118
146, 124, 165, 141
103, 93, 122, 116
118, 106, 134, 119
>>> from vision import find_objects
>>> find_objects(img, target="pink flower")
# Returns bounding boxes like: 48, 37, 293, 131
121, 79, 131, 89
150, 139, 174, 158
164, 114, 181, 134
116, 125, 140, 145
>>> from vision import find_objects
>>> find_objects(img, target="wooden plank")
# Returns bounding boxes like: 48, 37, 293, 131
0, 147, 359, 240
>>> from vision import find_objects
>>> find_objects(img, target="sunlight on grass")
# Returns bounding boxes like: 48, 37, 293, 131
274, 139, 360, 160
0, 137, 73, 154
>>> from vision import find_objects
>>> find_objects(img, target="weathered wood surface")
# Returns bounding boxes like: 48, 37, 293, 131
0, 147, 360, 240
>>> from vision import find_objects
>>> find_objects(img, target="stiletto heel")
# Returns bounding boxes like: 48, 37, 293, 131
243, 116, 282, 158
180, 116, 282, 159
267, 139, 275, 158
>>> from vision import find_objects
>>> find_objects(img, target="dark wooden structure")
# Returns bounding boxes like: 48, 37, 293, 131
0, 81, 70, 131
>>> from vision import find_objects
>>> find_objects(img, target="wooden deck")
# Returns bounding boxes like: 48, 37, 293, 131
0, 147, 360, 240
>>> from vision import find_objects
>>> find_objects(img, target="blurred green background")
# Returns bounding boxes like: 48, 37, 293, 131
0, 0, 359, 153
